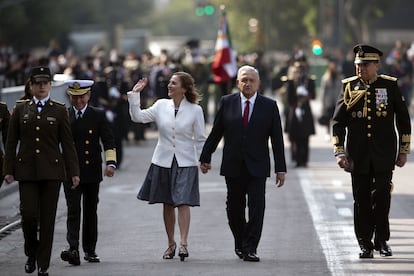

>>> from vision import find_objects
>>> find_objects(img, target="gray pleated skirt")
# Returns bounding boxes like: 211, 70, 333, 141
137, 156, 200, 207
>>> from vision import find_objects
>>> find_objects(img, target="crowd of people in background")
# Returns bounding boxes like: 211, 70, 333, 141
0, 38, 413, 162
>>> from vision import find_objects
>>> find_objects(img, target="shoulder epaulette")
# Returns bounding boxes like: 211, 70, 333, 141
51, 99, 66, 106
341, 76, 358, 84
16, 99, 30, 103
380, 74, 397, 81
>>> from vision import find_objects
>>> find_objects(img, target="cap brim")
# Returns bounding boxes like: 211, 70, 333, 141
67, 88, 91, 96
354, 59, 378, 64
68, 91, 89, 96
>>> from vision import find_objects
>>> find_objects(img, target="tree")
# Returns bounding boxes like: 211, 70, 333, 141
343, 0, 392, 44
208, 0, 319, 52
0, 0, 153, 51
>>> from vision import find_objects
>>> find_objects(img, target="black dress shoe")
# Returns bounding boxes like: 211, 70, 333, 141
84, 252, 100, 263
25, 256, 36, 273
37, 269, 48, 276
375, 241, 392, 257
235, 249, 244, 259
61, 248, 80, 265
359, 248, 374, 259
243, 252, 260, 262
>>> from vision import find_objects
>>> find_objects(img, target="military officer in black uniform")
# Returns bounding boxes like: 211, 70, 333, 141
3, 66, 80, 276
60, 80, 117, 266
332, 45, 411, 259
0, 101, 10, 188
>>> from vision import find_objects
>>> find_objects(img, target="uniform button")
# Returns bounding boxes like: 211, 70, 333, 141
55, 159, 58, 163
367, 108, 371, 112
37, 115, 41, 119
367, 125, 372, 129
36, 126, 40, 131
173, 144, 176, 148
367, 133, 371, 138
367, 99, 371, 103
172, 135, 175, 139
367, 116, 371, 120
85, 151, 89, 155
89, 130, 93, 134
367, 92, 371, 95
85, 160, 90, 165
36, 138, 40, 142
85, 140, 90, 144
36, 149, 40, 153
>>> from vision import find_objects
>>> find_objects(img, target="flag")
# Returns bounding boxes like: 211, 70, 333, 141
211, 10, 237, 84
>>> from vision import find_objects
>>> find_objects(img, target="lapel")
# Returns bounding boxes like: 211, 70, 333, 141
249, 94, 261, 124
83, 106, 90, 119
68, 107, 76, 123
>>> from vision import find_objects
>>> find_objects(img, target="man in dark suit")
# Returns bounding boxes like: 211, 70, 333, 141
60, 80, 117, 266
3, 66, 80, 276
200, 65, 287, 262
333, 44, 411, 259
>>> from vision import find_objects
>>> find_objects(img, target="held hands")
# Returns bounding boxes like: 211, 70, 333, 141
132, 77, 148, 93
200, 163, 211, 174
71, 176, 80, 190
4, 174, 15, 184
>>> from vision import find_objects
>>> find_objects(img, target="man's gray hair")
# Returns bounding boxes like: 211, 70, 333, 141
237, 65, 260, 80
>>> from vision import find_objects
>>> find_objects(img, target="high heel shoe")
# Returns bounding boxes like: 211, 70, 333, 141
163, 242, 176, 259
178, 244, 189, 261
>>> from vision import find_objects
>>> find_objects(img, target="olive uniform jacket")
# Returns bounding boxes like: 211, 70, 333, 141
0, 102, 10, 179
332, 74, 411, 174
69, 105, 116, 183
3, 99, 79, 181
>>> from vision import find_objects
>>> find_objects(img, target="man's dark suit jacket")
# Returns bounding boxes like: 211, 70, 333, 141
69, 106, 116, 183
200, 92, 286, 177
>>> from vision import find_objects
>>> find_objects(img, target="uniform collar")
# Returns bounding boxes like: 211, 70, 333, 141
33, 96, 50, 106
361, 75, 378, 85
73, 104, 88, 115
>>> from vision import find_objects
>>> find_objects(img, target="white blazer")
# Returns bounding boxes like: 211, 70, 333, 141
128, 92, 206, 168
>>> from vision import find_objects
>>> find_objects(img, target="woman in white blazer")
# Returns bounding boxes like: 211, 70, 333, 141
127, 72, 206, 261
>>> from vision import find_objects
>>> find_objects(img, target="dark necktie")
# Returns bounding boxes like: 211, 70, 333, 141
243, 100, 250, 128
37, 101, 43, 113
77, 110, 82, 120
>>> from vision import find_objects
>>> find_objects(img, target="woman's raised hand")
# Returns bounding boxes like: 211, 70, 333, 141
132, 77, 148, 93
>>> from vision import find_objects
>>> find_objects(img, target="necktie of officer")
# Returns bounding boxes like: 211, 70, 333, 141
77, 110, 82, 120
37, 101, 43, 113
243, 100, 250, 128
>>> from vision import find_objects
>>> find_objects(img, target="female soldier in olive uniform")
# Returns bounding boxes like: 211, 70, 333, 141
332, 45, 411, 259
3, 66, 80, 276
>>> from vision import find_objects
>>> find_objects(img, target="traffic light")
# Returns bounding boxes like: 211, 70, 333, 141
204, 4, 215, 15
195, 1, 215, 16
311, 40, 323, 55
